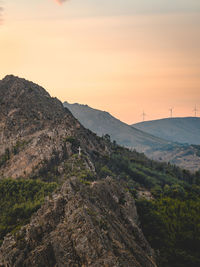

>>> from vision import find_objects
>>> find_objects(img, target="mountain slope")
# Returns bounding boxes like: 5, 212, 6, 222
133, 117, 200, 145
63, 102, 200, 172
0, 177, 156, 267
0, 75, 107, 179
0, 75, 158, 266
0, 75, 200, 267
63, 102, 169, 152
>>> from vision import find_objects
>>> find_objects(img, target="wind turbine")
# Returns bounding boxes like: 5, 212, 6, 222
193, 105, 198, 117
142, 111, 146, 122
169, 107, 173, 118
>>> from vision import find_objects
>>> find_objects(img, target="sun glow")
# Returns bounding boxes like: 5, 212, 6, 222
0, 1, 199, 124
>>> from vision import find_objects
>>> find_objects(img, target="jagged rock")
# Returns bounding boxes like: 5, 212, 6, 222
0, 75, 107, 179
0, 177, 157, 267
0, 75, 157, 266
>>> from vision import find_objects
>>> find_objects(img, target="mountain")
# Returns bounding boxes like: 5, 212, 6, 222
0, 177, 156, 267
63, 102, 169, 152
63, 102, 200, 172
0, 75, 200, 267
133, 117, 200, 145
0, 75, 107, 180
0, 75, 157, 266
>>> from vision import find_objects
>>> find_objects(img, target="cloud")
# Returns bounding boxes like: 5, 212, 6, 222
0, 0, 3, 23
0, 7, 3, 25
55, 0, 69, 5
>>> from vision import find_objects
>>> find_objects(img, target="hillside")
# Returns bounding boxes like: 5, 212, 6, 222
0, 75, 200, 267
0, 177, 156, 267
133, 117, 200, 145
0, 75, 157, 266
63, 102, 200, 172
0, 75, 108, 180
63, 102, 169, 152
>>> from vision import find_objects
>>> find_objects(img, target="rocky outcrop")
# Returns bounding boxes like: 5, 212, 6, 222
0, 177, 157, 267
0, 75, 157, 266
0, 75, 107, 179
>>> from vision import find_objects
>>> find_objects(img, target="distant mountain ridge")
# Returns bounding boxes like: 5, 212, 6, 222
63, 102, 169, 152
63, 102, 200, 172
133, 117, 200, 145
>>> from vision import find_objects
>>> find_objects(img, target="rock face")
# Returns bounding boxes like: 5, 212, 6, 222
0, 75, 157, 266
0, 177, 156, 267
0, 75, 106, 179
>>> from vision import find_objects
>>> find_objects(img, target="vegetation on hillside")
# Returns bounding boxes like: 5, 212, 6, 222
1, 137, 200, 266
93, 141, 200, 267
137, 195, 200, 267
0, 179, 57, 245
95, 144, 200, 190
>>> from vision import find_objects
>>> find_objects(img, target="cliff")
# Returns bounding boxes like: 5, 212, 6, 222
0, 177, 156, 267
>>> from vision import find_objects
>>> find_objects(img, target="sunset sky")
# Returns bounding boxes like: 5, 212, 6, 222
0, 0, 200, 123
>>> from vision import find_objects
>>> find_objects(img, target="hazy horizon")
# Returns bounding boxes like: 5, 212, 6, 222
65, 100, 200, 124
0, 0, 200, 123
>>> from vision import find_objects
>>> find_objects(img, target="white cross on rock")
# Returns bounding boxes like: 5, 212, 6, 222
78, 146, 82, 156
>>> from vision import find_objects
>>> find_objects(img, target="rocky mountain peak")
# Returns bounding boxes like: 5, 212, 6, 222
0, 75, 158, 267
0, 75, 65, 122
0, 75, 105, 179
1, 75, 49, 95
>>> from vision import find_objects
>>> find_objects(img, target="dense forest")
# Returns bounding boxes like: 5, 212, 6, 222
137, 196, 200, 267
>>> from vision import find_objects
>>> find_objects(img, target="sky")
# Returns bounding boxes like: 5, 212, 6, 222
0, 0, 200, 123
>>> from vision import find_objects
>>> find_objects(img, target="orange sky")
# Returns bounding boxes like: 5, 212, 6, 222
0, 1, 200, 123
